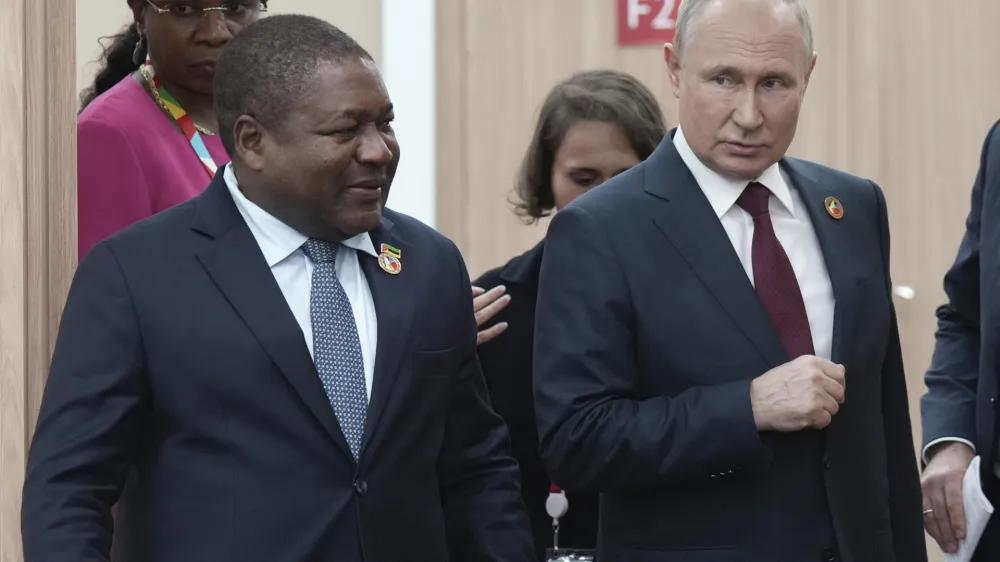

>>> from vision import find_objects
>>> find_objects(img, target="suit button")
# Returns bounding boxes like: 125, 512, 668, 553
354, 479, 368, 495
822, 455, 832, 469
821, 545, 838, 561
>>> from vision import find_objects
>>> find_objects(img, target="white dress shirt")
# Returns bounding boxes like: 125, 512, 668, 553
224, 164, 378, 399
673, 127, 835, 360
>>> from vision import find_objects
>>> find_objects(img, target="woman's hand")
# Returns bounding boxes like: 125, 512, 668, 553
473, 285, 511, 345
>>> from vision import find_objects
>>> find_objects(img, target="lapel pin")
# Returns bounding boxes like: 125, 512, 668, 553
824, 196, 844, 220
378, 243, 402, 275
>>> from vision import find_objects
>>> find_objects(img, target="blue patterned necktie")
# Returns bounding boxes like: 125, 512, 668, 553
301, 239, 369, 459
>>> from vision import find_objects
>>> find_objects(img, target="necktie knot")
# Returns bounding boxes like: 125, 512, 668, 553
302, 239, 338, 264
737, 182, 771, 218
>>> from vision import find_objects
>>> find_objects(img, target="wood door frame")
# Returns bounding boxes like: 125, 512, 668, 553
0, 0, 77, 558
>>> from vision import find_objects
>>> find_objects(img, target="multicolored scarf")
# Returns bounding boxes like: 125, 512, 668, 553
142, 58, 218, 178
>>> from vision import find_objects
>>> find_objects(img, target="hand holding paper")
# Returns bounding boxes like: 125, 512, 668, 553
943, 456, 994, 562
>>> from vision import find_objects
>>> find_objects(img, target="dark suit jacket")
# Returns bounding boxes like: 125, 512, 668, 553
922, 119, 1000, 556
533, 133, 926, 562
475, 241, 599, 560
21, 172, 535, 562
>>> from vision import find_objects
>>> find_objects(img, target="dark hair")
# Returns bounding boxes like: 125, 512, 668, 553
78, 1, 270, 110
79, 22, 143, 110
214, 14, 373, 156
512, 69, 667, 223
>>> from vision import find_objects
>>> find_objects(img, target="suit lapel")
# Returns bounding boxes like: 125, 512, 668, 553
192, 174, 355, 460
358, 216, 415, 459
645, 135, 787, 368
781, 159, 856, 367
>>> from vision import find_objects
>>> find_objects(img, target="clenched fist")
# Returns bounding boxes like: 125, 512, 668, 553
750, 355, 846, 432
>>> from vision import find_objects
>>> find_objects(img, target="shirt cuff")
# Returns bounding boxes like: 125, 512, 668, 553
922, 437, 976, 464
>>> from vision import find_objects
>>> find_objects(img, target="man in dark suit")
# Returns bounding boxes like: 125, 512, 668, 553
21, 15, 533, 562
920, 119, 1000, 560
532, 0, 926, 561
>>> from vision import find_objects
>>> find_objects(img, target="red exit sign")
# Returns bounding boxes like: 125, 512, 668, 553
618, 0, 680, 46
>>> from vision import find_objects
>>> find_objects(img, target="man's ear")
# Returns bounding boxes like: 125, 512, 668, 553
664, 43, 681, 98
233, 115, 267, 173
804, 51, 818, 89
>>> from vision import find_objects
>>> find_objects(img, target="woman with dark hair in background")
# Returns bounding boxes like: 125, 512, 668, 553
473, 69, 667, 560
77, 0, 267, 259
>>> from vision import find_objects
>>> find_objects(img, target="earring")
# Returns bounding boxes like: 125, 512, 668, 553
132, 30, 147, 66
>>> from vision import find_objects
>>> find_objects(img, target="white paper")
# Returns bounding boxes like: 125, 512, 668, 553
944, 456, 994, 562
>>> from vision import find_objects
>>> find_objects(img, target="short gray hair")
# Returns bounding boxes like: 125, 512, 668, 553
674, 0, 814, 60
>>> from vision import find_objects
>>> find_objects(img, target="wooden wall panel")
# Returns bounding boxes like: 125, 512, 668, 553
0, 0, 77, 559
437, 1, 1000, 558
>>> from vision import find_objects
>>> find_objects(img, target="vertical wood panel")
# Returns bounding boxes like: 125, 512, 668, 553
435, 0, 468, 244
437, 2, 1000, 558
0, 0, 29, 555
0, 0, 77, 558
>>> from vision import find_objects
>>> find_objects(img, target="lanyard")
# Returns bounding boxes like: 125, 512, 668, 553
141, 59, 219, 178
546, 483, 569, 549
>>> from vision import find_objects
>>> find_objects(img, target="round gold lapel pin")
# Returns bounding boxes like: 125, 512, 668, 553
824, 196, 844, 220
378, 253, 401, 274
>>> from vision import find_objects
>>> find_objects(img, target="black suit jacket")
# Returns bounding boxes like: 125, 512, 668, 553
475, 241, 599, 560
21, 172, 535, 562
533, 133, 926, 562
921, 119, 1000, 556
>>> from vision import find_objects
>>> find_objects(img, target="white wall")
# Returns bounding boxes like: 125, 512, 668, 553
380, 0, 436, 228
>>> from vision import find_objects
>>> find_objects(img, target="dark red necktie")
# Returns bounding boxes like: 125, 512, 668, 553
737, 182, 815, 359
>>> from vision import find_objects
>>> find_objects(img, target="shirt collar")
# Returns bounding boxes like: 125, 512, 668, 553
223, 163, 378, 267
672, 127, 795, 218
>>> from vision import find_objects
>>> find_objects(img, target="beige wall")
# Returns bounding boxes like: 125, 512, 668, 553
76, 0, 382, 98
437, 2, 1000, 559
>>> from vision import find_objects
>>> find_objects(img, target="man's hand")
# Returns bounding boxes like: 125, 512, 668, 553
921, 441, 975, 554
473, 285, 511, 345
750, 355, 846, 431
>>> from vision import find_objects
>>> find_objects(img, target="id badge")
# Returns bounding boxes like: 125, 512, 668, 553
545, 488, 596, 561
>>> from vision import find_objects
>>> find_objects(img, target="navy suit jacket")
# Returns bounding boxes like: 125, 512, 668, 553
922, 120, 1000, 484
21, 172, 534, 562
533, 133, 926, 562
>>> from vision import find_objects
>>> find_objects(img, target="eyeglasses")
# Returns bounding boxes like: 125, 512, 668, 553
145, 0, 265, 27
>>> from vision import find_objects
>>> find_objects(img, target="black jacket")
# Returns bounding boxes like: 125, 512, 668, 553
475, 240, 599, 561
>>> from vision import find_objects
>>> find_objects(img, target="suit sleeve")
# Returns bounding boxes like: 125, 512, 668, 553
533, 204, 768, 493
21, 242, 149, 562
77, 119, 153, 262
872, 182, 928, 561
437, 242, 535, 561
920, 122, 997, 457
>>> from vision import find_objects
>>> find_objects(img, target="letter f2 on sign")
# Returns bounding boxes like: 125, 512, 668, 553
617, 0, 679, 46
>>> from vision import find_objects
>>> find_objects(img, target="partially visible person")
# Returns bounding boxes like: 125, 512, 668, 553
533, 0, 926, 561
920, 119, 1000, 561
77, 0, 268, 260
23, 15, 534, 562
474, 69, 666, 560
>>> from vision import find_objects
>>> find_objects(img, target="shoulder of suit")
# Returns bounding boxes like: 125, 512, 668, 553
983, 118, 1000, 166
563, 161, 647, 217
102, 197, 201, 254
783, 157, 883, 207
380, 207, 459, 255
784, 156, 873, 187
